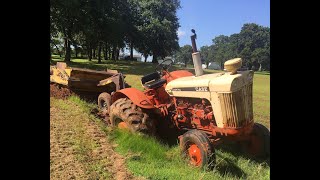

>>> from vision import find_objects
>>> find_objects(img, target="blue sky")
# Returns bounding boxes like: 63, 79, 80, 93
128, 0, 270, 61
177, 0, 270, 48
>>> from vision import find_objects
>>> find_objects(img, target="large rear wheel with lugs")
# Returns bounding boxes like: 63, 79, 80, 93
180, 130, 216, 169
109, 98, 155, 135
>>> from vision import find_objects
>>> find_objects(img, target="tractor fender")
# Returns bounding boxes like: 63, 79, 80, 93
111, 88, 155, 109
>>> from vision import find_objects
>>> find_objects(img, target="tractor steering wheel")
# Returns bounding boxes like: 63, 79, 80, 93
156, 59, 173, 76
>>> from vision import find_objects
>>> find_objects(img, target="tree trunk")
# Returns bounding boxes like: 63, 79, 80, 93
51, 39, 62, 57
64, 37, 71, 62
55, 44, 62, 57
93, 49, 96, 59
111, 45, 116, 60
259, 63, 262, 71
108, 47, 112, 60
130, 41, 133, 60
74, 44, 78, 58
88, 46, 92, 61
64, 38, 67, 59
104, 43, 108, 60
98, 42, 102, 64
144, 55, 148, 62
116, 48, 120, 60
152, 52, 157, 63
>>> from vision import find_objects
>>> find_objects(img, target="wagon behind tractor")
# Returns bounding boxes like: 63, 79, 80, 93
50, 62, 126, 111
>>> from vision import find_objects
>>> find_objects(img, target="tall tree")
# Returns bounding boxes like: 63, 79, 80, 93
200, 45, 214, 66
50, 0, 183, 64
50, 0, 83, 62
203, 23, 270, 71
237, 23, 270, 70
211, 35, 236, 68
136, 0, 181, 63
174, 45, 193, 67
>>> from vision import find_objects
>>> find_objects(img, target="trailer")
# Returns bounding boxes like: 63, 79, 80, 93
50, 62, 126, 114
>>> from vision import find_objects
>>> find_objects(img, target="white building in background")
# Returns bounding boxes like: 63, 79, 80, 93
119, 53, 142, 61
121, 47, 153, 62
207, 62, 221, 70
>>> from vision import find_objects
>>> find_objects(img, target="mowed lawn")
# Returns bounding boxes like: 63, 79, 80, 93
51, 56, 270, 179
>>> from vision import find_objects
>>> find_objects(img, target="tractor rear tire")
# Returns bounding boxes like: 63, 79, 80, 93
109, 98, 155, 135
243, 123, 270, 158
98, 92, 111, 115
180, 130, 216, 169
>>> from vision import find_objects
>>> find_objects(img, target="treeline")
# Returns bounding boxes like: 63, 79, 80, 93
50, 0, 181, 63
175, 23, 270, 71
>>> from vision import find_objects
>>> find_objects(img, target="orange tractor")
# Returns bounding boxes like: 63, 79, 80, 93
101, 30, 270, 168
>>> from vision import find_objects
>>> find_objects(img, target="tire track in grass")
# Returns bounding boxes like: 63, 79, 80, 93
50, 98, 144, 180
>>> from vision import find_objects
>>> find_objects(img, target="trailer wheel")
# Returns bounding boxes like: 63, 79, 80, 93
109, 98, 155, 135
243, 123, 270, 158
180, 130, 215, 169
98, 92, 111, 115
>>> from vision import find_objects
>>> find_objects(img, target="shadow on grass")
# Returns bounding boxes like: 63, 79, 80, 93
215, 141, 270, 166
214, 154, 247, 179
156, 131, 250, 178
155, 125, 268, 179
56, 59, 156, 75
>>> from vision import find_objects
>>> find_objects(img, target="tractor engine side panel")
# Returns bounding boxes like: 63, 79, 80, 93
173, 97, 216, 132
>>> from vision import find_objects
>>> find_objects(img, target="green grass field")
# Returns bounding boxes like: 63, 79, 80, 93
51, 55, 270, 179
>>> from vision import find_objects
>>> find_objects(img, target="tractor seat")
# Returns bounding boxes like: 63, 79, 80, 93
141, 72, 167, 89
144, 79, 167, 89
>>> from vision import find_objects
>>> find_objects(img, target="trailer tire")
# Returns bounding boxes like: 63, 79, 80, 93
109, 98, 155, 135
180, 130, 216, 169
98, 92, 111, 115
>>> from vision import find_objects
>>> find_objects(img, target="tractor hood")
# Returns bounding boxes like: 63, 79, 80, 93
165, 70, 254, 94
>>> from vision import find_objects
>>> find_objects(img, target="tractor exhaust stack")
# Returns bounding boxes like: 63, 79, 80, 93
190, 29, 203, 77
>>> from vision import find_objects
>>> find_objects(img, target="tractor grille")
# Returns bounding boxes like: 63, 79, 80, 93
218, 83, 253, 128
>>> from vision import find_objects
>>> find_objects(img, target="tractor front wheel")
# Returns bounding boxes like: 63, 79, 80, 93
242, 123, 270, 158
180, 130, 216, 169
109, 98, 155, 135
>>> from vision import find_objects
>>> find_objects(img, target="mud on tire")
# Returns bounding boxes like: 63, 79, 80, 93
98, 92, 111, 115
109, 98, 156, 135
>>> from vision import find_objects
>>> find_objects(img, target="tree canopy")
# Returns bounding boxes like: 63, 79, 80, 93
212, 23, 270, 70
174, 45, 192, 67
176, 23, 270, 71
50, 0, 181, 63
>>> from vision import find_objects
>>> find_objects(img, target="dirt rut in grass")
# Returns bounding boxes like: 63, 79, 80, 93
50, 98, 143, 180
50, 84, 73, 99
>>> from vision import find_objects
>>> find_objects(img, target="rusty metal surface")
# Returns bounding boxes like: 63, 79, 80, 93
111, 88, 155, 109
50, 63, 125, 95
